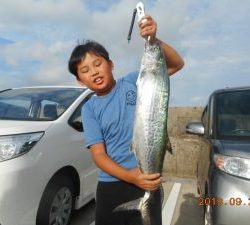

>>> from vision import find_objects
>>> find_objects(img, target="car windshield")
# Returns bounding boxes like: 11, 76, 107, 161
0, 87, 85, 121
217, 89, 250, 138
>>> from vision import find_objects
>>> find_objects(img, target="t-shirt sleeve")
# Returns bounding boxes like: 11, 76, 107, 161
123, 70, 139, 85
81, 103, 104, 148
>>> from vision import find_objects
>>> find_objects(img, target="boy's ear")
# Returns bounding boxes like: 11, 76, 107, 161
76, 77, 85, 86
109, 60, 114, 70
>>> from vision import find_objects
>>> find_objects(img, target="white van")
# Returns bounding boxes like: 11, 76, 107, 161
0, 86, 98, 225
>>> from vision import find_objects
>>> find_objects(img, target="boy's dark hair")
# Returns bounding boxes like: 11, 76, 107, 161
68, 40, 110, 77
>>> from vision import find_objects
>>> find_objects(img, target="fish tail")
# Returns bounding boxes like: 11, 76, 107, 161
113, 197, 142, 212
140, 191, 152, 225
113, 191, 152, 225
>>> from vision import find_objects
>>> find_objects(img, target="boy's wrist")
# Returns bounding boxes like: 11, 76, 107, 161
124, 170, 134, 184
122, 167, 140, 184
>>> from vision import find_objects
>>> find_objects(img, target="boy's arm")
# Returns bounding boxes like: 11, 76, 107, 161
158, 39, 184, 75
90, 143, 161, 191
139, 15, 184, 75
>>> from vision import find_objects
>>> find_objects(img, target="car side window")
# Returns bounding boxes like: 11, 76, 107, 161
68, 92, 94, 132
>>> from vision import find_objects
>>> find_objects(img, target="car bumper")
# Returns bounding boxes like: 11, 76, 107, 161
0, 155, 44, 225
211, 168, 250, 225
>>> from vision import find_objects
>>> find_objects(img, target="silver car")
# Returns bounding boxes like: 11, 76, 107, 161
0, 86, 98, 225
186, 86, 250, 225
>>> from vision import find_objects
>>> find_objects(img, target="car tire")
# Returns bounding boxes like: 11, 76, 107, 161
36, 175, 75, 225
204, 204, 213, 225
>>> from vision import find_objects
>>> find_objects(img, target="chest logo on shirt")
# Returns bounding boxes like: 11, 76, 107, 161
126, 90, 136, 105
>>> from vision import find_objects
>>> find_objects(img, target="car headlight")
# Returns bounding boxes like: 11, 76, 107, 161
214, 154, 250, 179
0, 132, 44, 162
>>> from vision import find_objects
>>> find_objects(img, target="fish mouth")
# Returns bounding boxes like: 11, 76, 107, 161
93, 76, 104, 85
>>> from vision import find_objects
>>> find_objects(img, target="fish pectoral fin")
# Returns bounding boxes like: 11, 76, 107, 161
166, 135, 173, 155
168, 144, 173, 154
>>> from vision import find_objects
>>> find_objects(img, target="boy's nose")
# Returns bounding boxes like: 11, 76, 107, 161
90, 68, 99, 76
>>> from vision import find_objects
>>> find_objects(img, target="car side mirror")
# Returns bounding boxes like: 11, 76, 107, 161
186, 122, 205, 135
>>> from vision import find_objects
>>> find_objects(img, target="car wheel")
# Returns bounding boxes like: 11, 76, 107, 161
36, 175, 75, 225
204, 204, 212, 225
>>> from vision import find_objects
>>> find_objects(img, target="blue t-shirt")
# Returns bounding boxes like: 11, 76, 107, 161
81, 71, 139, 182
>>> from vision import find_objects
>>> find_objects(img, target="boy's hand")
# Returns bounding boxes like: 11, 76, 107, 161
139, 15, 157, 44
128, 167, 161, 191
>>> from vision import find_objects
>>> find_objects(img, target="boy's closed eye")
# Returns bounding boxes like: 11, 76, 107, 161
94, 59, 102, 67
80, 66, 89, 73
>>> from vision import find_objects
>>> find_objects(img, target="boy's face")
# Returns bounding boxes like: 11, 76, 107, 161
76, 52, 115, 96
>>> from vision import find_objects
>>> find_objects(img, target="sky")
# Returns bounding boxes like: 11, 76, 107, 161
0, 0, 250, 106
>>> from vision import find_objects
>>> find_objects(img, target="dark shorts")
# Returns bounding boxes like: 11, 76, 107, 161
95, 181, 162, 225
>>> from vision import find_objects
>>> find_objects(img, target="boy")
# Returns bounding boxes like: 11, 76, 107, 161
68, 15, 184, 225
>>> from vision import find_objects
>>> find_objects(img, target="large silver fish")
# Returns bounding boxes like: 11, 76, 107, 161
115, 40, 172, 225
133, 41, 171, 175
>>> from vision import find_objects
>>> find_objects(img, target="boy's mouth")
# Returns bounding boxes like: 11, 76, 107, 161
93, 77, 103, 85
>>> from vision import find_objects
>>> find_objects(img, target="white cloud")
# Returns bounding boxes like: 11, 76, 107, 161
0, 0, 250, 106
0, 0, 86, 25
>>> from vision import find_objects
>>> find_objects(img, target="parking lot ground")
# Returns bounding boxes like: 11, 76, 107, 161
70, 200, 95, 225
163, 177, 203, 225
70, 177, 203, 225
